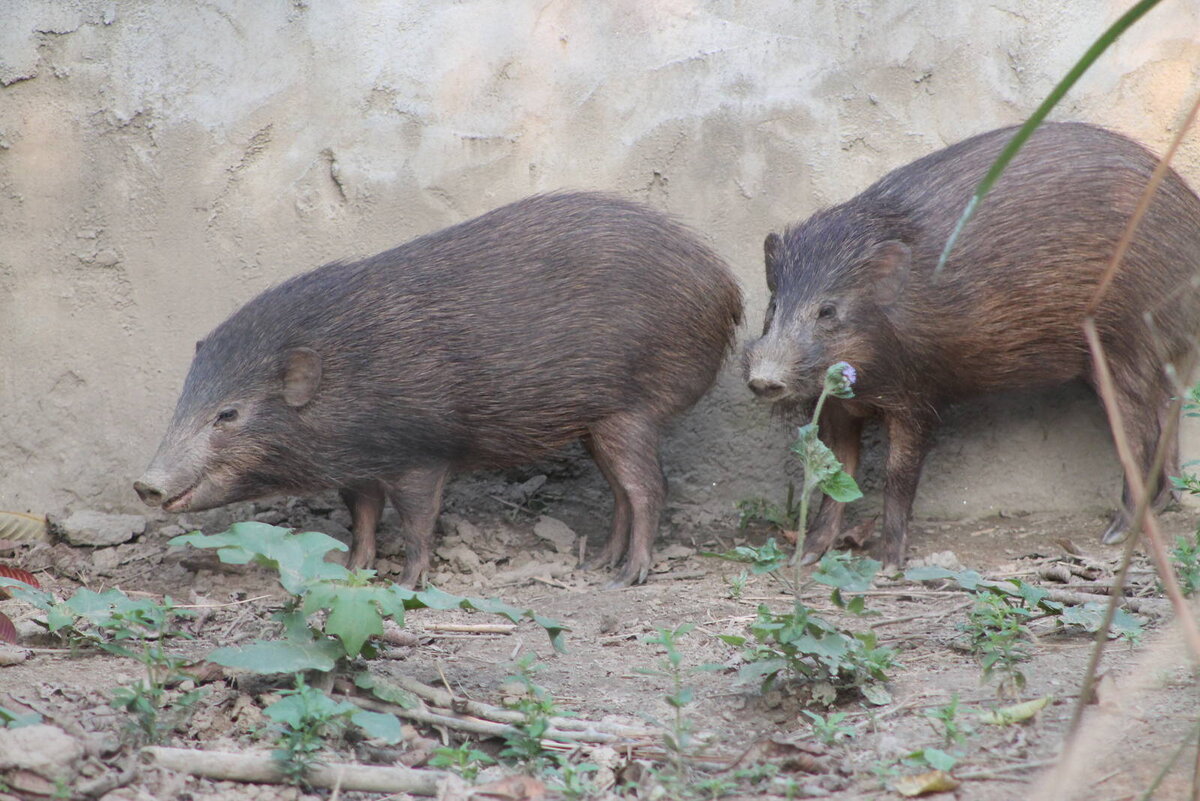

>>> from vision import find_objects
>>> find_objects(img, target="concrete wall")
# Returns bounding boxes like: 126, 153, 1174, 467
2, 0, 1199, 523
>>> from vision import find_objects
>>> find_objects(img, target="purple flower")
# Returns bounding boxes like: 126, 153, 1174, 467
824, 361, 857, 399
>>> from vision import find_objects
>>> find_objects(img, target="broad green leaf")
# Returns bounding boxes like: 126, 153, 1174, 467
170, 524, 349, 594
351, 709, 404, 743
303, 584, 386, 657
921, 748, 958, 772
820, 470, 863, 503
209, 640, 342, 673
264, 686, 354, 727
813, 551, 880, 593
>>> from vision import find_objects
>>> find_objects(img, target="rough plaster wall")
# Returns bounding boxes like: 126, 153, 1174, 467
1, 0, 1198, 525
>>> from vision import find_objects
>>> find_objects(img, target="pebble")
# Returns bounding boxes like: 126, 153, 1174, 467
55, 511, 145, 547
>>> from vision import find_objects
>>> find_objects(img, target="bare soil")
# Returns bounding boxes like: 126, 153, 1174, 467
1, 468, 1197, 801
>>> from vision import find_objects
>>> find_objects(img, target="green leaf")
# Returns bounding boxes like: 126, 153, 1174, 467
935, 0, 1166, 273
302, 583, 387, 658
170, 523, 349, 594
264, 685, 355, 727
921, 748, 958, 772
354, 673, 421, 709
813, 551, 880, 593
351, 710, 404, 743
820, 470, 863, 503
208, 640, 342, 673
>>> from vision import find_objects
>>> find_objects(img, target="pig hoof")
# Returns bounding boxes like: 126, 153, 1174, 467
1101, 513, 1131, 545
605, 564, 648, 589
797, 550, 821, 567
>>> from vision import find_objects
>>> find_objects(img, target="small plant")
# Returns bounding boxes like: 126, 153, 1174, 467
926, 694, 972, 747
1168, 529, 1200, 597
788, 363, 862, 577
725, 570, 750, 600
1, 580, 202, 744
735, 483, 801, 532
169, 523, 567, 676
264, 676, 402, 785
802, 709, 856, 745
637, 624, 707, 780
498, 654, 559, 771
722, 599, 893, 703
963, 590, 1034, 693
429, 742, 496, 782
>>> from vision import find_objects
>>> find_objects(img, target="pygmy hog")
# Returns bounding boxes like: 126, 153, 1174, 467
744, 122, 1200, 567
135, 191, 743, 587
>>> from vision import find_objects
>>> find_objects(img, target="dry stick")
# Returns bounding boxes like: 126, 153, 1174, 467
377, 673, 655, 738
142, 746, 448, 795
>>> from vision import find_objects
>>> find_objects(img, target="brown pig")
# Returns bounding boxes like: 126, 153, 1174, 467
744, 122, 1200, 567
136, 191, 743, 586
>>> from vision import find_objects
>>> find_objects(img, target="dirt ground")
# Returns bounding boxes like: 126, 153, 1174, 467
1, 465, 1198, 801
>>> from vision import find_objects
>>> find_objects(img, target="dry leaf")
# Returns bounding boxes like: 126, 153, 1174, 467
0, 512, 48, 543
893, 769, 960, 796
0, 613, 16, 645
978, 696, 1052, 725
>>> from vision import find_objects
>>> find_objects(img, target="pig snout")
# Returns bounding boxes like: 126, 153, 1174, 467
743, 337, 798, 402
747, 374, 789, 400
133, 478, 166, 507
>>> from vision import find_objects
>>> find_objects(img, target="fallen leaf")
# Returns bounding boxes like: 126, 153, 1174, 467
0, 613, 16, 645
893, 769, 960, 796
978, 696, 1052, 725
0, 513, 48, 543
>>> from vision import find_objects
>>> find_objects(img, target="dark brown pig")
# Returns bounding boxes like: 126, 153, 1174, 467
135, 191, 743, 586
744, 122, 1200, 567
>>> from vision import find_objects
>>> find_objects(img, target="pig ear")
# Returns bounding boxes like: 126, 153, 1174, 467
870, 240, 911, 306
282, 347, 323, 408
763, 233, 783, 293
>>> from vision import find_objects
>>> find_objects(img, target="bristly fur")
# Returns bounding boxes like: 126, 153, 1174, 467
140, 191, 744, 586
743, 121, 1200, 568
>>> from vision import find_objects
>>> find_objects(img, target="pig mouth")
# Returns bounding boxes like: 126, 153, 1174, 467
162, 482, 199, 513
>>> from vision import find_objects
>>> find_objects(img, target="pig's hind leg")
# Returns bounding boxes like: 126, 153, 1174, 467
385, 465, 451, 588
583, 413, 666, 587
579, 432, 632, 571
1098, 364, 1176, 545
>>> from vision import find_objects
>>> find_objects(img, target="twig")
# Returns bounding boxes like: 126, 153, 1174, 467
142, 746, 448, 795
421, 623, 516, 634
956, 758, 1058, 780
346, 693, 653, 746
358, 674, 654, 739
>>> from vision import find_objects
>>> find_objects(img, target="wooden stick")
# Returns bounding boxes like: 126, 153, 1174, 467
421, 620, 515, 633
143, 747, 448, 795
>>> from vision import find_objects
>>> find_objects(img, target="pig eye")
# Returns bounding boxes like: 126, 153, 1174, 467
817, 303, 838, 320
216, 408, 239, 424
